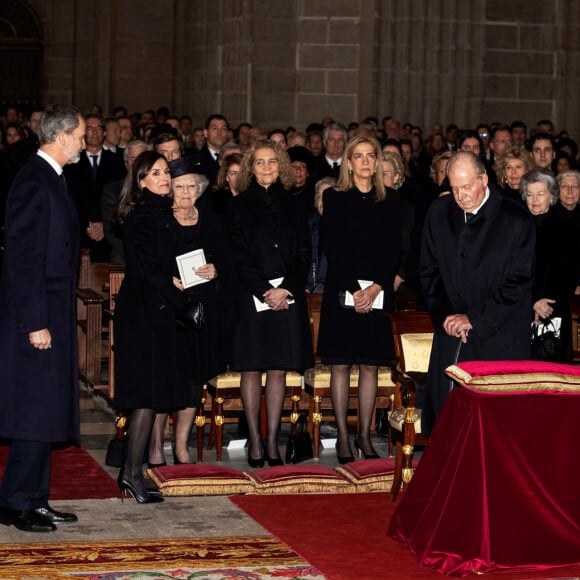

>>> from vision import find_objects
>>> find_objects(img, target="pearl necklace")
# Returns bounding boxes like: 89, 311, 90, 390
174, 207, 198, 221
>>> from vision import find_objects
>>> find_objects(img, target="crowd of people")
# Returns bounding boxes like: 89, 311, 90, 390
1, 103, 579, 519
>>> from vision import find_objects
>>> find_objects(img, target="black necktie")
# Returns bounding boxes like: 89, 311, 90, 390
90, 155, 98, 179
465, 212, 474, 223
333, 162, 339, 170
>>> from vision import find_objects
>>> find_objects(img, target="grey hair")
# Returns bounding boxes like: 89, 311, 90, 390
38, 104, 82, 145
556, 169, 580, 188
196, 174, 210, 196
322, 122, 348, 142
123, 139, 150, 161
519, 168, 559, 204
447, 150, 486, 177
314, 176, 337, 204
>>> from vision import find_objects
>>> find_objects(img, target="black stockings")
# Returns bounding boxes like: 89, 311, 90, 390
330, 364, 378, 457
123, 408, 155, 493
240, 370, 285, 460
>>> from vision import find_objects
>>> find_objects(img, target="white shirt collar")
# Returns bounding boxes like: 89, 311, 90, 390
37, 149, 63, 175
326, 156, 340, 166
87, 149, 103, 163
468, 186, 490, 218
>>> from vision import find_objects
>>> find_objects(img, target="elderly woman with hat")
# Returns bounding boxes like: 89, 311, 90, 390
147, 156, 233, 467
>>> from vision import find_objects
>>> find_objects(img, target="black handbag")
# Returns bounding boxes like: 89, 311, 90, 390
285, 414, 314, 464
531, 317, 562, 362
176, 295, 205, 331
105, 435, 126, 467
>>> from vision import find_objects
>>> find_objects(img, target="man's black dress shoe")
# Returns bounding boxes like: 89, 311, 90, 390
33, 506, 78, 523
0, 507, 56, 532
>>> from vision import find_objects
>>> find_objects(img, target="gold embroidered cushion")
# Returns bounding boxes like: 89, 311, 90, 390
146, 464, 255, 496
445, 360, 580, 393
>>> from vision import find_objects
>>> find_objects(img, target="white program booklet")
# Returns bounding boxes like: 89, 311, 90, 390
176, 249, 208, 289
344, 279, 384, 309
253, 277, 295, 312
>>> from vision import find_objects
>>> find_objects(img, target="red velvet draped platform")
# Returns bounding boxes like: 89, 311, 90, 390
388, 387, 580, 577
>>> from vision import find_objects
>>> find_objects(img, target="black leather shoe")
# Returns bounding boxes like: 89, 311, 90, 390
0, 507, 56, 533
33, 506, 78, 523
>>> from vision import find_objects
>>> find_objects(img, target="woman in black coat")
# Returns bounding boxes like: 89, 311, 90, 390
147, 157, 232, 466
229, 140, 313, 467
520, 168, 578, 362
113, 151, 187, 503
317, 136, 401, 463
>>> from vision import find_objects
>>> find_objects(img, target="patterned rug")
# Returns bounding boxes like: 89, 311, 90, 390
0, 536, 324, 579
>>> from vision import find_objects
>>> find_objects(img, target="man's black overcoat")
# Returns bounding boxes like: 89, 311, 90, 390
420, 188, 535, 435
0, 154, 80, 441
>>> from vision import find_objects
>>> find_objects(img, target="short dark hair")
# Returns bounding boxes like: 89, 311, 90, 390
205, 114, 228, 130
529, 132, 556, 151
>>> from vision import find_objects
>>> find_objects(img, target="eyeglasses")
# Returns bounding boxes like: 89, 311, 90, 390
479, 132, 489, 138
525, 190, 549, 198
560, 184, 580, 192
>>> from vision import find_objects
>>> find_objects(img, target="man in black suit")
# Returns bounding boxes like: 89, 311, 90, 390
420, 151, 535, 435
197, 114, 229, 184
0, 104, 85, 532
101, 139, 149, 264
63, 114, 126, 262
311, 122, 347, 179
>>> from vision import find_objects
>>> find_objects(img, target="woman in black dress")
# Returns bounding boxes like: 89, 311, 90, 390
520, 168, 578, 362
494, 146, 531, 203
229, 139, 313, 467
113, 151, 186, 503
147, 157, 231, 465
317, 136, 401, 463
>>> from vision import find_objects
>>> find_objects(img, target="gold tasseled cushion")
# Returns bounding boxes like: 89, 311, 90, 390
146, 464, 255, 496
304, 364, 395, 389
388, 406, 422, 433
209, 371, 303, 389
246, 464, 356, 494
446, 360, 580, 393
335, 458, 396, 492
400, 333, 433, 373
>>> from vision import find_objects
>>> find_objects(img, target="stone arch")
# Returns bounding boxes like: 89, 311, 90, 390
0, 0, 43, 114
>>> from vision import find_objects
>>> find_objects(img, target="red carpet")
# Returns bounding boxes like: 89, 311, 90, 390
232, 493, 580, 580
0, 441, 119, 500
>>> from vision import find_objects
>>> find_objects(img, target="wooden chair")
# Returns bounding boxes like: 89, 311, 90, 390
304, 293, 396, 459
572, 295, 580, 361
386, 311, 434, 500
105, 264, 125, 400
106, 265, 206, 460
76, 249, 109, 388
206, 371, 304, 461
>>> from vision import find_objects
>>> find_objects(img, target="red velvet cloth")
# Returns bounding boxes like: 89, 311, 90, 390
388, 387, 580, 577
452, 359, 580, 378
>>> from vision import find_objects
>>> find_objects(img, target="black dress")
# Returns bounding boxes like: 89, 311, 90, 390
531, 209, 578, 362
171, 207, 231, 406
228, 178, 313, 371
114, 189, 187, 412
317, 186, 401, 365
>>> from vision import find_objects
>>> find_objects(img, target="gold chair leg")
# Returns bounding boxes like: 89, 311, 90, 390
312, 395, 322, 459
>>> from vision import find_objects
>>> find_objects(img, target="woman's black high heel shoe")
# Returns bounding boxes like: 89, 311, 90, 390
264, 446, 284, 467
173, 447, 194, 465
354, 436, 379, 460
147, 461, 167, 469
118, 476, 164, 504
247, 443, 265, 469
335, 440, 354, 465
247, 455, 265, 468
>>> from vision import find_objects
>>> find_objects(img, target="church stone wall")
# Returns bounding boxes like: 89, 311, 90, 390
13, 0, 580, 135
